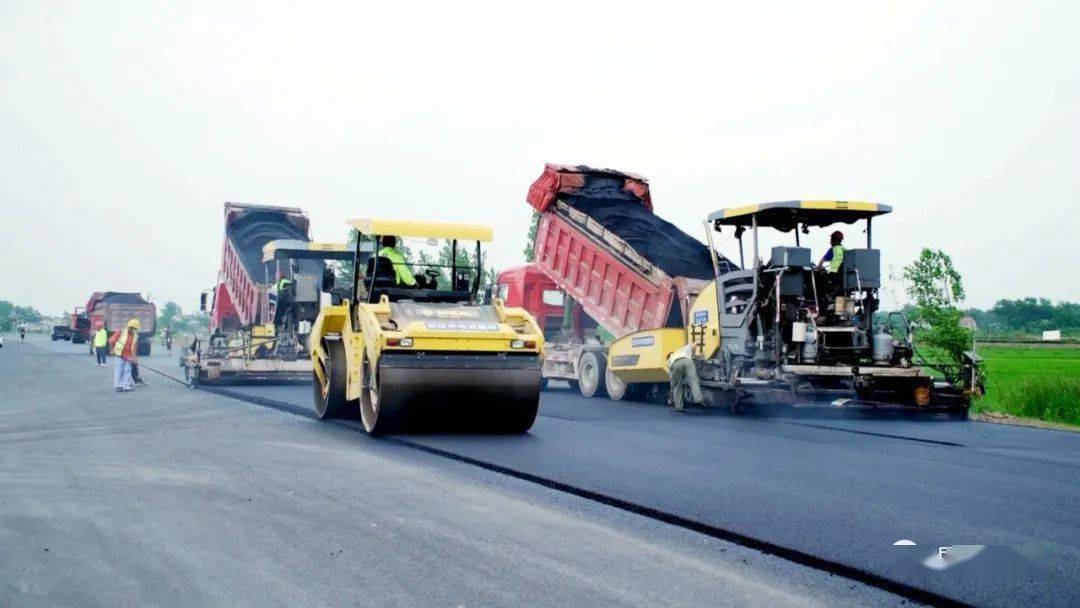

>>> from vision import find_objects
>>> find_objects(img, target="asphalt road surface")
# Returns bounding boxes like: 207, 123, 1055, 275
2, 335, 911, 608
147, 345, 1078, 607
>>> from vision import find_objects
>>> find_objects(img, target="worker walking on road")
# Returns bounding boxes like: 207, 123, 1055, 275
667, 344, 704, 413
93, 326, 109, 366
817, 230, 845, 272
108, 319, 140, 392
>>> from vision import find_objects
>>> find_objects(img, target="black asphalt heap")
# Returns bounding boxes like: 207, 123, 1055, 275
563, 176, 737, 279
226, 211, 308, 282
99, 292, 150, 305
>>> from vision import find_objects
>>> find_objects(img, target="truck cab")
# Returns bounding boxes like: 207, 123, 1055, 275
495, 265, 566, 340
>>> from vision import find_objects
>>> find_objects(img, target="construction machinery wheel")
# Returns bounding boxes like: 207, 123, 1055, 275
577, 351, 608, 398
360, 354, 403, 434
605, 367, 630, 401
313, 340, 355, 420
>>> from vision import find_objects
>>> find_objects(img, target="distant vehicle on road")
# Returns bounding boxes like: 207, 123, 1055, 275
81, 292, 157, 356
51, 325, 73, 341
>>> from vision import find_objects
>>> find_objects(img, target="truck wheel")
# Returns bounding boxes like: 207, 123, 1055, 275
313, 340, 355, 420
577, 351, 608, 398
605, 367, 630, 401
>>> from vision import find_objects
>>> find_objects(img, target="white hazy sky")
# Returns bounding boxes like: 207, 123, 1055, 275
2, 0, 1077, 315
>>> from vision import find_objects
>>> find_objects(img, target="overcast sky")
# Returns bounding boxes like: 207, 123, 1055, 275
2, 0, 1077, 316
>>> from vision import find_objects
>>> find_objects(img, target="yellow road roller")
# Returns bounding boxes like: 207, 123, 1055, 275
309, 219, 545, 434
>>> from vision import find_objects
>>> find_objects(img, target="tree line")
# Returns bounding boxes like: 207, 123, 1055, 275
0, 300, 43, 332
964, 298, 1079, 338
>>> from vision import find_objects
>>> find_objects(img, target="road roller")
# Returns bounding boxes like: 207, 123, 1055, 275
308, 218, 545, 434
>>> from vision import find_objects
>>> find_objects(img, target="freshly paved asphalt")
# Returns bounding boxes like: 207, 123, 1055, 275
172, 363, 1080, 606
2, 335, 910, 607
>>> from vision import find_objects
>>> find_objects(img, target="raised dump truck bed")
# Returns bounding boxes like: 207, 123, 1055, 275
524, 164, 735, 399
214, 203, 309, 333
528, 164, 737, 336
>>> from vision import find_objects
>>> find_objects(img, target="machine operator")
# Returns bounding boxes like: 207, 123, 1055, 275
378, 236, 418, 287
817, 230, 845, 272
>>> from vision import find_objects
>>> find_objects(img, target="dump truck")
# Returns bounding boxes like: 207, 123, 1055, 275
80, 293, 157, 355
68, 307, 91, 344
526, 165, 976, 413
183, 203, 368, 384
523, 163, 737, 400
309, 218, 544, 434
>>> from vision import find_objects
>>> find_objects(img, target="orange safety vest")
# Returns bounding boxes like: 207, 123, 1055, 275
111, 329, 137, 359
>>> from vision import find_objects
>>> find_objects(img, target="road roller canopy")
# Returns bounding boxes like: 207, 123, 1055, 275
348, 219, 493, 242
709, 201, 891, 233
261, 240, 363, 262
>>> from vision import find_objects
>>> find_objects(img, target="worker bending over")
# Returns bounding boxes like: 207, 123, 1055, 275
667, 344, 704, 413
817, 230, 845, 272
108, 319, 140, 392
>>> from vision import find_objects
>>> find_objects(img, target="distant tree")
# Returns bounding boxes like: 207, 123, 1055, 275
157, 301, 182, 330
0, 300, 43, 331
417, 240, 495, 293
523, 212, 540, 262
902, 248, 973, 370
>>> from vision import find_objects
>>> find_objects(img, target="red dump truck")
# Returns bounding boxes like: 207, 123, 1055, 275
81, 293, 157, 356
519, 164, 736, 400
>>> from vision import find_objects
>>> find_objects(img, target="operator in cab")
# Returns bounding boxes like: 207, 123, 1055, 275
272, 271, 294, 327
817, 230, 845, 272
378, 236, 418, 287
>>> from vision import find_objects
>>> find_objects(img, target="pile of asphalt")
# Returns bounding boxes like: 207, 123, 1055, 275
99, 292, 149, 304
563, 176, 736, 279
226, 211, 308, 280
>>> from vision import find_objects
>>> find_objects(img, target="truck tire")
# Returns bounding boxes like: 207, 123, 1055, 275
605, 367, 633, 401
577, 351, 608, 398
313, 340, 355, 420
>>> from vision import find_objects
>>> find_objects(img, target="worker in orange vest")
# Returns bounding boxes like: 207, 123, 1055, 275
108, 319, 140, 392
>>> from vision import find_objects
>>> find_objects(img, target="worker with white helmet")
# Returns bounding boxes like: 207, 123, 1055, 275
108, 319, 141, 392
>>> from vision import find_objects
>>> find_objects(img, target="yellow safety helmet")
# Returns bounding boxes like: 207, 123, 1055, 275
127, 319, 141, 330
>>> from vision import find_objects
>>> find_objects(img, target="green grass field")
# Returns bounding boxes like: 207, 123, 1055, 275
973, 344, 1080, 426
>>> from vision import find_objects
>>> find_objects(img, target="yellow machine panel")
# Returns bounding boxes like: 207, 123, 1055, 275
607, 328, 688, 383
686, 281, 721, 360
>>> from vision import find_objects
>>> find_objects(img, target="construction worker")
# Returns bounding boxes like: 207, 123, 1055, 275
19, 326, 26, 342
93, 326, 109, 366
378, 236, 418, 287
817, 230, 845, 272
666, 344, 704, 413
272, 271, 294, 327
164, 327, 173, 355
108, 319, 140, 392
